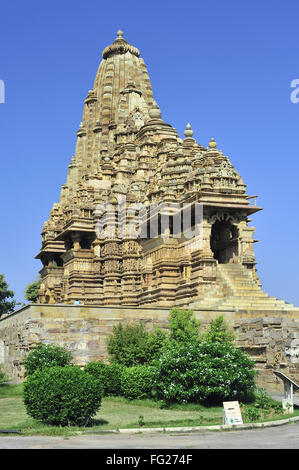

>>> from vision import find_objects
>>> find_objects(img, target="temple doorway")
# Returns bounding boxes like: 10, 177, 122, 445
210, 220, 239, 264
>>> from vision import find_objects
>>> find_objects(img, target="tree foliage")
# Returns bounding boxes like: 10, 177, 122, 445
24, 276, 41, 303
0, 274, 17, 317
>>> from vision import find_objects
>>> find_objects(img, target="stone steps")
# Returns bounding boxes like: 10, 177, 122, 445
194, 263, 298, 312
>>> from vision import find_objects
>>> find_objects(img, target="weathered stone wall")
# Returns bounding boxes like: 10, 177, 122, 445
0, 304, 234, 381
1, 304, 299, 392
234, 316, 299, 391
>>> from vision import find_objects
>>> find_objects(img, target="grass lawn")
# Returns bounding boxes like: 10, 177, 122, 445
0, 383, 298, 437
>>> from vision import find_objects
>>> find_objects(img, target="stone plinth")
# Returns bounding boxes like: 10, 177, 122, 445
1, 304, 299, 390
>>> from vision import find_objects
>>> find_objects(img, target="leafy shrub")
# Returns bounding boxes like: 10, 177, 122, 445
240, 388, 282, 423
106, 309, 201, 367
168, 308, 201, 343
146, 327, 169, 360
120, 365, 158, 400
84, 360, 107, 382
200, 315, 235, 344
242, 405, 261, 422
253, 387, 282, 412
0, 364, 7, 385
23, 365, 103, 426
84, 361, 124, 396
24, 343, 73, 376
153, 340, 256, 406
104, 363, 125, 396
107, 322, 167, 367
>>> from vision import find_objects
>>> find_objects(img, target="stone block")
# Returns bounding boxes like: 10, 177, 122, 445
255, 337, 269, 345
263, 317, 282, 326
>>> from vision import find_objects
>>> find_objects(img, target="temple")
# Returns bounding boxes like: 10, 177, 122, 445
2, 31, 299, 386
35, 31, 296, 315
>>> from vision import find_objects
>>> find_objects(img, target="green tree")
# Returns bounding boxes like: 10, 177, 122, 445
168, 308, 201, 343
24, 276, 41, 303
0, 274, 17, 317
201, 315, 235, 344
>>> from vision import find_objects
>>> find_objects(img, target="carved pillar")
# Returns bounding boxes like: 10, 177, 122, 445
200, 217, 217, 280
101, 200, 122, 304
121, 239, 140, 305
102, 240, 122, 304
238, 219, 257, 276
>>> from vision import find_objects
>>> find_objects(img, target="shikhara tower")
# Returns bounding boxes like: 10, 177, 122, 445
35, 31, 294, 313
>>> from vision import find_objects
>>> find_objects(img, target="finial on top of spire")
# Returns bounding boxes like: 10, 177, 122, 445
149, 101, 162, 120
208, 137, 217, 149
184, 123, 194, 138
102, 30, 140, 59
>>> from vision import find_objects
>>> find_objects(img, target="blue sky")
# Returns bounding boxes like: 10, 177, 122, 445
0, 0, 299, 305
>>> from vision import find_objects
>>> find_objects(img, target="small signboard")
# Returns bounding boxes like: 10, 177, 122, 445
223, 401, 243, 425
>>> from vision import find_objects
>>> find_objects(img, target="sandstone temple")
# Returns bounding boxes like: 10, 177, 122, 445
1, 31, 299, 386
35, 30, 265, 310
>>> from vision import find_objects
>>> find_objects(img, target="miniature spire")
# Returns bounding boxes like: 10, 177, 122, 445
149, 101, 162, 120
116, 29, 124, 39
208, 137, 217, 149
184, 123, 194, 138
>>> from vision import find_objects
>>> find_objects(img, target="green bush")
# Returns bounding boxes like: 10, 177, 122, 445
153, 340, 256, 406
168, 308, 201, 343
120, 365, 158, 400
253, 387, 282, 412
84, 361, 108, 391
242, 405, 261, 422
24, 343, 73, 376
23, 365, 103, 426
107, 322, 167, 367
105, 363, 125, 396
84, 361, 124, 396
200, 315, 235, 344
106, 309, 202, 367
